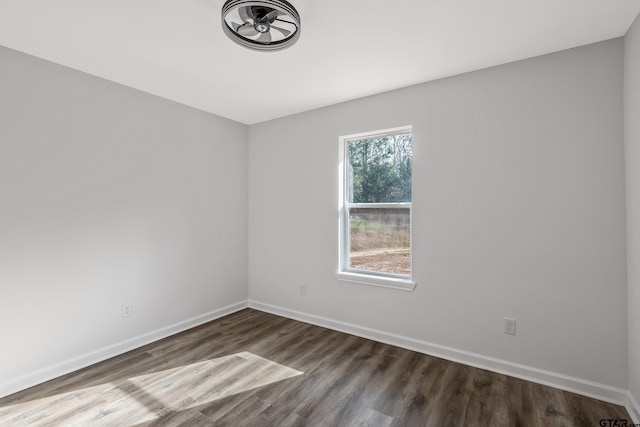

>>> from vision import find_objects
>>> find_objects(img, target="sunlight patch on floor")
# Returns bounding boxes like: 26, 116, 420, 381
0, 352, 303, 426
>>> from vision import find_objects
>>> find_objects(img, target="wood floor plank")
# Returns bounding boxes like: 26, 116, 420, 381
369, 349, 433, 417
387, 355, 449, 426
463, 368, 512, 427
194, 388, 258, 424
425, 362, 477, 427
347, 408, 394, 427
516, 381, 576, 427
132, 407, 215, 427
0, 308, 632, 426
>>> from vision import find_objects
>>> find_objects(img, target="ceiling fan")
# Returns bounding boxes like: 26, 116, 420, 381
221, 0, 301, 52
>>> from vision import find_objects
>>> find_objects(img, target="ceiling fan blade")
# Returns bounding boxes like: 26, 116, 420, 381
238, 6, 253, 22
275, 17, 296, 28
237, 22, 258, 37
264, 9, 280, 22
270, 25, 291, 37
257, 31, 272, 43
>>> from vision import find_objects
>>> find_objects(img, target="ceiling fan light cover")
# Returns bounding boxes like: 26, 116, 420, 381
222, 0, 301, 52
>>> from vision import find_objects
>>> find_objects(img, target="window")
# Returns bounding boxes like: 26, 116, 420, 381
338, 126, 415, 291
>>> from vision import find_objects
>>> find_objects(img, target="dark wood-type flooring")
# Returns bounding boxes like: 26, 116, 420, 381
0, 309, 632, 426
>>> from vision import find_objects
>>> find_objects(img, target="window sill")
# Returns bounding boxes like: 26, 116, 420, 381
336, 271, 416, 291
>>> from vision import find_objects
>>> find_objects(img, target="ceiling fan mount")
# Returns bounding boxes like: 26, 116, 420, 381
221, 0, 301, 52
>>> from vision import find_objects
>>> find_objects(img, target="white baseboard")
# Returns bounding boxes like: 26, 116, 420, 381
0, 300, 248, 400
248, 300, 628, 406
628, 392, 640, 423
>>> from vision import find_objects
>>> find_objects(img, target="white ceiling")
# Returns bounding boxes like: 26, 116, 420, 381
1, 1, 639, 125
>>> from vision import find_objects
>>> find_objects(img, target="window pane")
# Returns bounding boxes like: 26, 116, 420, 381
349, 207, 410, 275
348, 133, 412, 203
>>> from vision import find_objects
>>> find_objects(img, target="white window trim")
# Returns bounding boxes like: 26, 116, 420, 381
336, 271, 417, 291
338, 126, 416, 291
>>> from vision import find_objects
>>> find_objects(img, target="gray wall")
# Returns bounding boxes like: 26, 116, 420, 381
0, 46, 248, 395
249, 39, 627, 390
625, 12, 640, 413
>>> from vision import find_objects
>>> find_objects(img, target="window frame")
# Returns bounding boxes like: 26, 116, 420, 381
337, 126, 416, 291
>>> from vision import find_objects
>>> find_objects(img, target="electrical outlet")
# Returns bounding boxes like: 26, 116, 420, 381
122, 304, 132, 318
300, 284, 307, 295
504, 318, 516, 335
